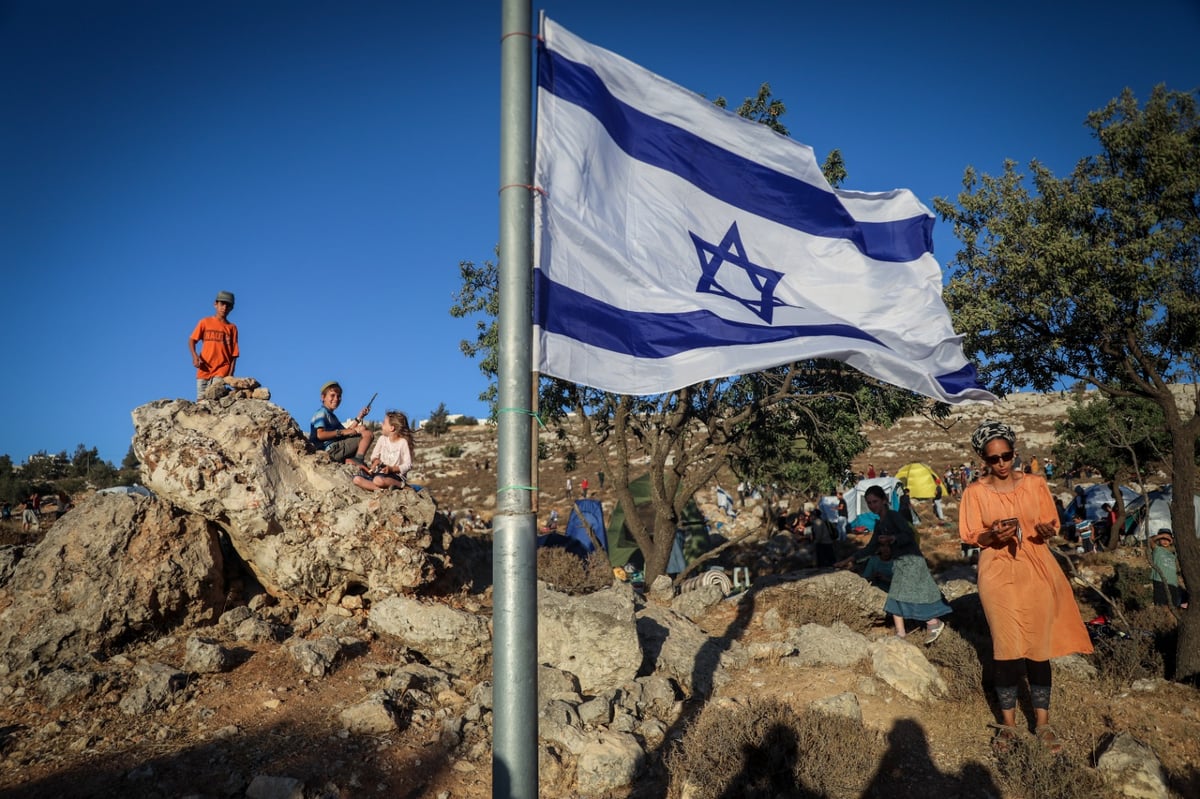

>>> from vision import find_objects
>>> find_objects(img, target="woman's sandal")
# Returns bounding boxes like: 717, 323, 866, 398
990, 723, 1019, 755
1036, 724, 1064, 754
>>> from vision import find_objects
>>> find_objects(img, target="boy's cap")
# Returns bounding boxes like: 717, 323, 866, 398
1152, 530, 1174, 544
321, 380, 342, 394
215, 290, 235, 306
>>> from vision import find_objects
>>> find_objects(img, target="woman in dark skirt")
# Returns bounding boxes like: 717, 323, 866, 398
862, 485, 950, 642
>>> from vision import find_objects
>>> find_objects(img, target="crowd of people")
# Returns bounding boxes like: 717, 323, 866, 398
787, 418, 1182, 754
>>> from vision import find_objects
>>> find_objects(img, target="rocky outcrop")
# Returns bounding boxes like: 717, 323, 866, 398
0, 493, 226, 676
132, 398, 444, 602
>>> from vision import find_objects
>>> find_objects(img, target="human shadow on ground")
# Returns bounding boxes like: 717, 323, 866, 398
861, 718, 1002, 799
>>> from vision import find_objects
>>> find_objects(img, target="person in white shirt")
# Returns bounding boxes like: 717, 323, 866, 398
353, 410, 414, 491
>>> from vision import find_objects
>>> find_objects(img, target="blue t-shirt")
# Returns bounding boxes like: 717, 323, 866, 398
309, 407, 344, 450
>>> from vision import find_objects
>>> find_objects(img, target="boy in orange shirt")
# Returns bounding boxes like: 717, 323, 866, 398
189, 291, 239, 400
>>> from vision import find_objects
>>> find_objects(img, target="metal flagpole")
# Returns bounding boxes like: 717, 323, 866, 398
494, 0, 537, 797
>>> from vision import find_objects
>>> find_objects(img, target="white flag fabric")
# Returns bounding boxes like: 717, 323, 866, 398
533, 18, 995, 404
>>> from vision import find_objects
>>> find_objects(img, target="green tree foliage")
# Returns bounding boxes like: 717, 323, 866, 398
425, 403, 451, 437
452, 85, 926, 582
449, 254, 499, 409
936, 85, 1200, 676
121, 445, 140, 471
0, 445, 131, 505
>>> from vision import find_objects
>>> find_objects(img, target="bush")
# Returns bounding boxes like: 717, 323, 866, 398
764, 590, 876, 634
451, 415, 478, 426
1091, 627, 1166, 686
923, 626, 984, 700
994, 733, 1104, 799
1103, 561, 1154, 611
669, 699, 881, 799
536, 547, 613, 595
440, 444, 463, 458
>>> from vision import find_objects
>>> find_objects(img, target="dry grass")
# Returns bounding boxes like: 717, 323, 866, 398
763, 590, 879, 634
668, 698, 883, 799
924, 626, 985, 701
536, 547, 613, 595
993, 733, 1105, 799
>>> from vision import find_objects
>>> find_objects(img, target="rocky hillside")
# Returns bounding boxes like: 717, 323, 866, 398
0, 392, 1196, 799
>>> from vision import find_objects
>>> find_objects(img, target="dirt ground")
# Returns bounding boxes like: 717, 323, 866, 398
2, 394, 1199, 798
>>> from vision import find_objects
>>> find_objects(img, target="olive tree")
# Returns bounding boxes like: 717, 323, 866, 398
937, 86, 1200, 677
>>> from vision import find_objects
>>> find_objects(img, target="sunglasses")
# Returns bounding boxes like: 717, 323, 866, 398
984, 451, 1016, 465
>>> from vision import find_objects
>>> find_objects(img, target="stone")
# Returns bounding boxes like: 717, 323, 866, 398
1096, 732, 1169, 799
768, 571, 888, 622
575, 731, 644, 795
119, 662, 188, 715
220, 606, 254, 627
184, 635, 232, 674
671, 582, 725, 619
234, 617, 288, 644
648, 574, 674, 603
246, 774, 306, 799
0, 494, 225, 674
578, 696, 612, 726
637, 604, 746, 696
1052, 653, 1099, 680
369, 596, 490, 674
539, 665, 582, 705
538, 584, 641, 694
40, 668, 97, 708
288, 637, 345, 677
787, 622, 871, 668
340, 693, 401, 734
809, 692, 863, 723
132, 399, 445, 603
869, 637, 947, 701
539, 716, 590, 755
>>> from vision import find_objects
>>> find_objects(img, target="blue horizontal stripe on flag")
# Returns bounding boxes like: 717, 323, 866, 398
931, 362, 986, 397
534, 270, 886, 359
538, 46, 934, 264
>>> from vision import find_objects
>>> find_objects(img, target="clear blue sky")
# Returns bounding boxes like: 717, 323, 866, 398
2, 0, 1197, 466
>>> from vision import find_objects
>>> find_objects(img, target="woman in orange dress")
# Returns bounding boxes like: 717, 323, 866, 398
959, 420, 1093, 753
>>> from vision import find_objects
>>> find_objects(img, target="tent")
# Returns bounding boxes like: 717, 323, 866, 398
1067, 483, 1139, 522
894, 463, 940, 499
1124, 486, 1200, 541
606, 474, 707, 574
96, 485, 154, 498
1124, 488, 1173, 542
842, 477, 902, 519
537, 498, 607, 558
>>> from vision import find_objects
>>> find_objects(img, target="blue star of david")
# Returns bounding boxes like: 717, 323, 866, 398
691, 222, 786, 323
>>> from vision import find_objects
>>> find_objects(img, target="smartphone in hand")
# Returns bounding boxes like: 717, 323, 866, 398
1001, 517, 1021, 541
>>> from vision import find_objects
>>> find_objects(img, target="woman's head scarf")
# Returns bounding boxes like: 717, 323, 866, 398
971, 420, 1016, 456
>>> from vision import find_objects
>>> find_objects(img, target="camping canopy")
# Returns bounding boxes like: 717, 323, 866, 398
894, 462, 939, 499
606, 474, 707, 573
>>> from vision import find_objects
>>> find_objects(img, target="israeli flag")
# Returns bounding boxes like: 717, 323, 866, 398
533, 18, 995, 404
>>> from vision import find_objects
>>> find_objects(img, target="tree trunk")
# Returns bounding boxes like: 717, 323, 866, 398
1167, 422, 1200, 680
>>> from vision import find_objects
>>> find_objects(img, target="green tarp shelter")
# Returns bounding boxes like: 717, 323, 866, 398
606, 474, 709, 572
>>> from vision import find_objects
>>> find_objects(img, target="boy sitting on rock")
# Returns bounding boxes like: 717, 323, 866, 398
309, 381, 373, 467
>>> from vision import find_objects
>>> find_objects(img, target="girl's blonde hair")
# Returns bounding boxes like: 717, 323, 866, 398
386, 410, 415, 453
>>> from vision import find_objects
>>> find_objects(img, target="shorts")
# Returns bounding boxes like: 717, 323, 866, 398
325, 435, 364, 462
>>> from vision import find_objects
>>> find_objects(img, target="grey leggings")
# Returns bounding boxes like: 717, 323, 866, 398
994, 658, 1052, 710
